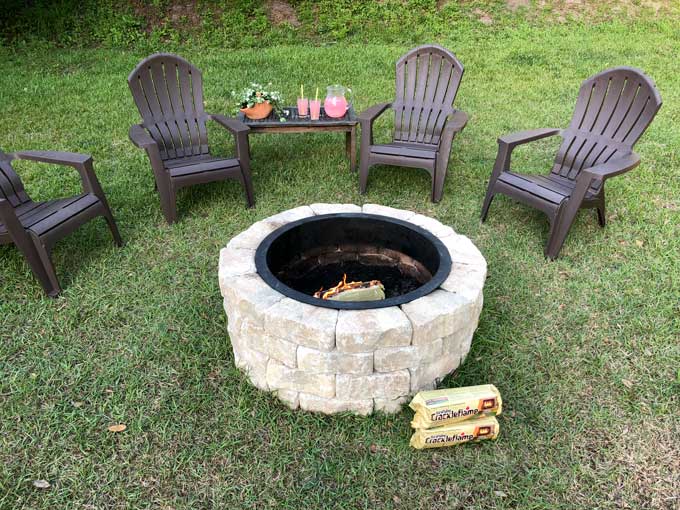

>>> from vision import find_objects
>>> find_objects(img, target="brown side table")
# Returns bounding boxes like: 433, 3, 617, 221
237, 106, 359, 172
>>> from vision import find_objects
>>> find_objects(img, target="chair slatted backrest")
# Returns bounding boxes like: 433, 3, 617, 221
128, 53, 210, 161
0, 152, 30, 207
552, 67, 662, 185
392, 45, 464, 146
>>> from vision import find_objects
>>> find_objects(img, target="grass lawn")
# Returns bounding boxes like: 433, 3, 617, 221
1, 19, 679, 510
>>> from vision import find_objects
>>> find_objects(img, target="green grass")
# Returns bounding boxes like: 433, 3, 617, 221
1, 19, 679, 510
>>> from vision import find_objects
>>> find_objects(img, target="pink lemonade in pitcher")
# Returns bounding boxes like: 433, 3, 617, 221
324, 85, 351, 118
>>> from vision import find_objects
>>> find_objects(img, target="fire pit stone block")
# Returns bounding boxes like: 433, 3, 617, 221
335, 308, 413, 353
362, 203, 416, 222
226, 221, 277, 251
441, 235, 488, 266
401, 289, 479, 345
263, 335, 299, 368
218, 247, 257, 283
233, 343, 270, 391
408, 352, 463, 393
441, 262, 487, 299
374, 339, 443, 372
410, 213, 456, 238
299, 393, 374, 416
336, 370, 411, 400
266, 360, 336, 398
264, 298, 338, 351
297, 346, 373, 375
262, 205, 315, 229
374, 395, 411, 413
220, 204, 486, 415
309, 203, 362, 215
275, 389, 300, 410
222, 274, 284, 326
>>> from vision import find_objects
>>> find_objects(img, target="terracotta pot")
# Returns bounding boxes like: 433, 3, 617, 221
240, 101, 273, 120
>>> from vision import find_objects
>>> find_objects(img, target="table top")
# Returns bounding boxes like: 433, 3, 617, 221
238, 106, 358, 128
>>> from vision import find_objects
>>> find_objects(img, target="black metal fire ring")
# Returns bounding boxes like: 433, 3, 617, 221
254, 213, 452, 310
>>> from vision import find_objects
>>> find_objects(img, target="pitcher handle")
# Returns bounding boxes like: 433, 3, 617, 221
346, 87, 354, 113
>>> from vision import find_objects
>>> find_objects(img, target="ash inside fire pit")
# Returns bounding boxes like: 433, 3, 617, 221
255, 213, 451, 310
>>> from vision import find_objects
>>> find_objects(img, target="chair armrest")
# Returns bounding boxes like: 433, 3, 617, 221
442, 110, 469, 137
357, 102, 391, 123
12, 150, 92, 167
129, 124, 158, 150
555, 152, 643, 246
206, 114, 250, 163
0, 197, 29, 244
0, 197, 18, 224
488, 128, 562, 180
130, 125, 169, 183
11, 150, 107, 197
206, 113, 250, 134
498, 128, 561, 148
581, 153, 640, 181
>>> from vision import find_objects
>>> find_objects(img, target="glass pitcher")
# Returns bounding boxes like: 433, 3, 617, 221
324, 85, 353, 118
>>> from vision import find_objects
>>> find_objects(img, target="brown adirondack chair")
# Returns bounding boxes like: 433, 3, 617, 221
0, 150, 122, 297
358, 45, 468, 202
481, 66, 662, 259
128, 53, 254, 224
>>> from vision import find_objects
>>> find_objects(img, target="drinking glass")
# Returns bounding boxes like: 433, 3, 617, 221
297, 97, 309, 117
309, 99, 321, 120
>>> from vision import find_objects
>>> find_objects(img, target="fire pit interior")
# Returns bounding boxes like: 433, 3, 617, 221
255, 213, 452, 309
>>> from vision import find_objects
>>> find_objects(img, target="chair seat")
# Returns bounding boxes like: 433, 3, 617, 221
498, 172, 599, 205
369, 142, 438, 160
0, 194, 101, 240
165, 155, 240, 178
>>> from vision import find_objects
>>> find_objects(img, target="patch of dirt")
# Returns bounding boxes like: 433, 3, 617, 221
615, 419, 680, 509
265, 0, 301, 27
522, 0, 676, 21
474, 8, 494, 24
167, 3, 201, 25
130, 0, 203, 33
506, 0, 530, 10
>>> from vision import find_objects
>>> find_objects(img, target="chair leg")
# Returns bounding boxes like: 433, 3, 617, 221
156, 177, 177, 224
31, 236, 61, 297
544, 202, 575, 260
240, 166, 255, 208
431, 163, 447, 203
102, 208, 123, 247
544, 213, 558, 259
92, 193, 123, 247
358, 153, 371, 195
480, 185, 495, 222
596, 192, 606, 227
596, 204, 606, 227
9, 231, 57, 297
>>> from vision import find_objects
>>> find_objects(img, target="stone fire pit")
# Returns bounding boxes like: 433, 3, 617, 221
219, 204, 486, 415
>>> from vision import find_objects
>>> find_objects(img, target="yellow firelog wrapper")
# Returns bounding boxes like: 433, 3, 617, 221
409, 384, 502, 429
410, 416, 499, 449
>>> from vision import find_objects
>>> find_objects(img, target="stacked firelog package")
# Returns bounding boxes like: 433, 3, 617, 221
409, 384, 502, 449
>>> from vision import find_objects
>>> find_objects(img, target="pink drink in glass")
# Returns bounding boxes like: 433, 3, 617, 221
297, 97, 309, 117
309, 99, 321, 120
324, 95, 347, 118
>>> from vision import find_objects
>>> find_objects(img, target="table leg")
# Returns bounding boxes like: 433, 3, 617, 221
347, 126, 357, 172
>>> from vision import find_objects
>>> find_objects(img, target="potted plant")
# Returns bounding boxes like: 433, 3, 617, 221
232, 82, 284, 120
